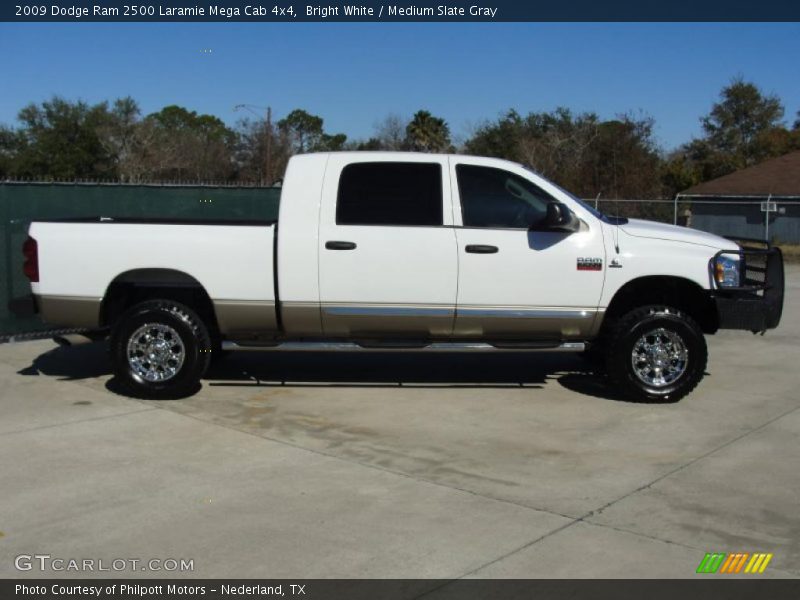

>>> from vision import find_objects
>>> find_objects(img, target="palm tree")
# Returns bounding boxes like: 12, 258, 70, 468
405, 110, 453, 153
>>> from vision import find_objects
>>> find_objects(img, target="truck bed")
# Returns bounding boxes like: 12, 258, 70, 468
28, 219, 279, 336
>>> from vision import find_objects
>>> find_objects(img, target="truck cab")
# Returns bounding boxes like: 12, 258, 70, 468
279, 153, 604, 341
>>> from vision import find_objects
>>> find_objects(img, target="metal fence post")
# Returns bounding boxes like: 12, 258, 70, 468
764, 193, 772, 242
673, 194, 679, 225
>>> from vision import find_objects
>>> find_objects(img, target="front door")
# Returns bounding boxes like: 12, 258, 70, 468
318, 155, 458, 338
450, 158, 606, 340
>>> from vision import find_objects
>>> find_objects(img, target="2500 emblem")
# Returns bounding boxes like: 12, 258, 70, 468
577, 257, 603, 271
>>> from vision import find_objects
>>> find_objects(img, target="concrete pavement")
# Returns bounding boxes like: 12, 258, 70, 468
1, 266, 798, 579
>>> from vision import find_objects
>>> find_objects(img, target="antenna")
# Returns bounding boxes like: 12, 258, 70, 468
614, 198, 620, 254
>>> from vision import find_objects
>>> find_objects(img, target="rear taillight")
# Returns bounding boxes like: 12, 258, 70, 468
23, 236, 39, 282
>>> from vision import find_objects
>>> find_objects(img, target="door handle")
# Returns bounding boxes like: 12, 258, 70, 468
325, 241, 357, 250
465, 244, 499, 254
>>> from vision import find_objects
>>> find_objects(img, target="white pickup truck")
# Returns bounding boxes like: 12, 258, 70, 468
17, 152, 784, 401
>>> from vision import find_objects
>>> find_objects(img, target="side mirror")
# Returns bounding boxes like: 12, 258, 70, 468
537, 202, 580, 233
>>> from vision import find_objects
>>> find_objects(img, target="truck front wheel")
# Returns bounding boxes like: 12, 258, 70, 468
605, 305, 707, 403
110, 300, 211, 399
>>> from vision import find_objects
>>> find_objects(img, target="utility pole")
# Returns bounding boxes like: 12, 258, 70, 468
234, 103, 274, 186
265, 106, 272, 186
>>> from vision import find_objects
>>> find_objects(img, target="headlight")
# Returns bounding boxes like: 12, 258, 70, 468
714, 255, 741, 287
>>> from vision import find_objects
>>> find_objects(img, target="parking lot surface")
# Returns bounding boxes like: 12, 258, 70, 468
1, 266, 798, 579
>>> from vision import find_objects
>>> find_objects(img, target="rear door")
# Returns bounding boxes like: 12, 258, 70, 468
317, 155, 458, 338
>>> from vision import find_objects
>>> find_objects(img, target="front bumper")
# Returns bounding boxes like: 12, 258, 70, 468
711, 239, 784, 333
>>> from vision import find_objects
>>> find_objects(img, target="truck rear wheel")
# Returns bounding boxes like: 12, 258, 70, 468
110, 300, 211, 399
605, 305, 707, 403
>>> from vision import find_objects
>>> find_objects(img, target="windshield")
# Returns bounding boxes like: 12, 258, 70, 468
521, 165, 605, 220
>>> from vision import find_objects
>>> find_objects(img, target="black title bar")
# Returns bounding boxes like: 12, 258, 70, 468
5, 580, 800, 600
3, 0, 800, 22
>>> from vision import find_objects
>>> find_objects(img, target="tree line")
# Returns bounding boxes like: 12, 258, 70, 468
1, 77, 798, 199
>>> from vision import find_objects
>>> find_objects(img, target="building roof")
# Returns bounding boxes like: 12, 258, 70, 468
681, 150, 800, 198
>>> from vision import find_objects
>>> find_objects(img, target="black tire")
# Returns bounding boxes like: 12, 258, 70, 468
110, 300, 211, 399
605, 305, 707, 403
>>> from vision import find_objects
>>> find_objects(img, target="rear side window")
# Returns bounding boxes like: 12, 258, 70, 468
337, 162, 443, 226
456, 164, 555, 229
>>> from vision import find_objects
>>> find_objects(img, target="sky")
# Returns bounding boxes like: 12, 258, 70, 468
1, 22, 799, 151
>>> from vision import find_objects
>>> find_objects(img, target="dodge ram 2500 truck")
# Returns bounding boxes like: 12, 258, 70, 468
18, 152, 784, 401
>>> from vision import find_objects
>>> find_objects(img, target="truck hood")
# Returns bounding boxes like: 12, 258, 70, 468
619, 219, 735, 250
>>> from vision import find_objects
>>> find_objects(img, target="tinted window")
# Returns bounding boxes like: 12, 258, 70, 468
456, 165, 555, 228
337, 162, 443, 226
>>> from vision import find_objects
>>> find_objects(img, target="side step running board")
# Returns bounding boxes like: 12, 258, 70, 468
222, 341, 585, 353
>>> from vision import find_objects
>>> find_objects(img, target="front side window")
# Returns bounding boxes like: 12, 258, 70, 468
456, 165, 555, 228
337, 162, 443, 226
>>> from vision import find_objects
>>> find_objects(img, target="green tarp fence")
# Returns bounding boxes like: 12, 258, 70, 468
1, 182, 281, 335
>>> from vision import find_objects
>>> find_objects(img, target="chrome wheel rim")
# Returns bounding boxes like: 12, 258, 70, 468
127, 323, 185, 383
631, 327, 688, 388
